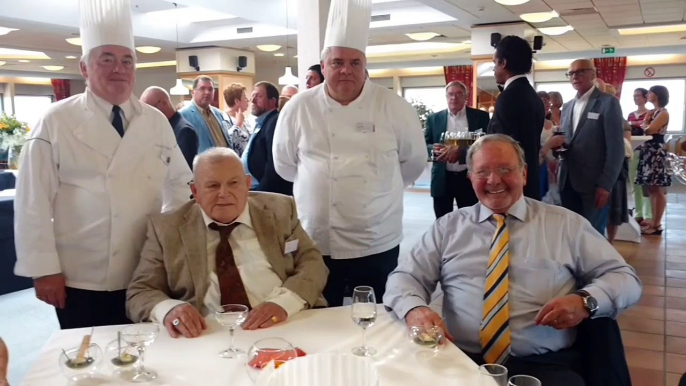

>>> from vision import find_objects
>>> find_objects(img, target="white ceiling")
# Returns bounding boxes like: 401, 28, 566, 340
0, 0, 684, 76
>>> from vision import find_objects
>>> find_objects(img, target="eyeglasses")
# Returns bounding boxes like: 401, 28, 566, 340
472, 167, 519, 179
565, 69, 593, 78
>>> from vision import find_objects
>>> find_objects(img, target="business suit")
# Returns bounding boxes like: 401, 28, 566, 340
126, 192, 328, 322
425, 107, 490, 218
558, 87, 624, 233
169, 112, 199, 169
488, 77, 545, 200
246, 109, 293, 195
179, 103, 230, 153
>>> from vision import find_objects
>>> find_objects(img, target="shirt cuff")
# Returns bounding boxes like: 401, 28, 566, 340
151, 299, 188, 324
581, 285, 614, 319
264, 288, 307, 318
397, 295, 429, 320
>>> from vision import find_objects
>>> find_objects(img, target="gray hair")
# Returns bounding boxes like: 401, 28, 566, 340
466, 134, 527, 170
79, 46, 138, 67
282, 85, 298, 93
192, 147, 244, 177
320, 47, 331, 62
445, 81, 469, 96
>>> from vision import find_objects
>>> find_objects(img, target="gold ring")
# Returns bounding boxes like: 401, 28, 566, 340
271, 316, 279, 323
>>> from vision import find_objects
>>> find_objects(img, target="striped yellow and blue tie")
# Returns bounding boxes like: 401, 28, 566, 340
480, 213, 511, 365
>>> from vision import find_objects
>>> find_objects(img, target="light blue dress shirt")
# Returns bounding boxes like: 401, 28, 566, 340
384, 196, 642, 357
241, 112, 270, 189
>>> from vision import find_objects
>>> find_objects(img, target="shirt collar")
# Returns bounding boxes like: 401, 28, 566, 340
576, 86, 596, 101
503, 74, 529, 90
477, 196, 527, 223
193, 100, 212, 115
88, 88, 135, 121
199, 202, 253, 230
449, 107, 466, 118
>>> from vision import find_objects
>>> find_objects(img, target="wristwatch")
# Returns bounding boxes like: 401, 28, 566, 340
574, 290, 599, 317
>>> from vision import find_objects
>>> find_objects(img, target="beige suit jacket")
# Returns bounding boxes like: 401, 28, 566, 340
126, 192, 329, 322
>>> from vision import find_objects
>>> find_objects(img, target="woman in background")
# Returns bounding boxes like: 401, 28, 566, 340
636, 85, 671, 235
223, 83, 252, 156
548, 91, 563, 127
628, 88, 652, 226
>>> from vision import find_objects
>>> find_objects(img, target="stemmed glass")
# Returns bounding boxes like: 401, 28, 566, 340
509, 375, 541, 386
119, 323, 160, 383
215, 304, 249, 358
351, 286, 377, 357
479, 364, 508, 386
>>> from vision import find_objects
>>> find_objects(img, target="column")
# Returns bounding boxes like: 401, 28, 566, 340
296, 0, 330, 90
2, 83, 15, 115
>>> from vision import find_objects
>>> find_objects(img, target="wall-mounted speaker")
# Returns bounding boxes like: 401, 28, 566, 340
533, 36, 544, 51
189, 55, 199, 71
237, 56, 248, 72
490, 33, 502, 48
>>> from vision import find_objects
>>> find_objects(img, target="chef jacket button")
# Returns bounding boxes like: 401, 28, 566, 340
331, 133, 336, 137
363, 180, 367, 183
112, 251, 118, 256
366, 155, 370, 159
334, 178, 338, 182
332, 203, 337, 207
334, 156, 339, 160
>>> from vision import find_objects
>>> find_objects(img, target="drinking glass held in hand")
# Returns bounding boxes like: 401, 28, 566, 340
351, 286, 377, 357
119, 323, 160, 383
215, 304, 249, 359
479, 364, 508, 386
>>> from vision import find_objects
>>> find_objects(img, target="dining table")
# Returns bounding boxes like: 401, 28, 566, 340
21, 305, 489, 386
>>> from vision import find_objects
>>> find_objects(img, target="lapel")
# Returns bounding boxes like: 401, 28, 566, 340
179, 203, 209, 307
563, 102, 575, 141
72, 91, 122, 161
437, 110, 448, 141
465, 108, 477, 132
211, 107, 231, 144
109, 98, 156, 172
248, 198, 288, 281
572, 88, 600, 142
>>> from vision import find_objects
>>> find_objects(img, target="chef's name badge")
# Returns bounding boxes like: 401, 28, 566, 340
355, 122, 375, 133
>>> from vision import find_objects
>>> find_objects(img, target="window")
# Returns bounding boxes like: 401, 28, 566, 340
403, 87, 446, 113
14, 95, 53, 128
620, 79, 684, 133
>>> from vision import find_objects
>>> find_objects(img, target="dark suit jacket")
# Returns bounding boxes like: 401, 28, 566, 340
169, 112, 199, 169
424, 107, 490, 197
247, 109, 293, 196
573, 317, 632, 386
487, 77, 545, 200
558, 87, 625, 194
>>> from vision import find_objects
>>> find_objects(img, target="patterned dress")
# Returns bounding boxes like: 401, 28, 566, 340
635, 109, 671, 187
226, 114, 252, 157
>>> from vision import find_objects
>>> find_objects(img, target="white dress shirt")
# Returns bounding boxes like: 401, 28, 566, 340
503, 74, 530, 90
573, 86, 596, 133
151, 204, 307, 323
91, 92, 133, 132
273, 80, 427, 259
446, 108, 469, 172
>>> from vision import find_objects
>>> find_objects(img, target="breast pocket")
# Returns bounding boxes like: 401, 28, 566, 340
369, 127, 399, 191
144, 146, 171, 188
510, 257, 559, 306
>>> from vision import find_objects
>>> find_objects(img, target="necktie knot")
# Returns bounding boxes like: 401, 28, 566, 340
209, 222, 240, 239
112, 105, 121, 113
492, 214, 506, 226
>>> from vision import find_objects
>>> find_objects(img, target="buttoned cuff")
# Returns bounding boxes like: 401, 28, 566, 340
265, 288, 307, 318
151, 299, 187, 324
581, 285, 614, 319
397, 296, 429, 320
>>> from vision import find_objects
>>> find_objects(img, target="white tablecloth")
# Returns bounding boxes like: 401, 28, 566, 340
21, 306, 485, 386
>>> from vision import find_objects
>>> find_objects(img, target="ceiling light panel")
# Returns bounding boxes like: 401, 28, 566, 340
495, 0, 530, 5
0, 27, 18, 36
42, 65, 64, 71
618, 23, 686, 36
66, 37, 82, 46
257, 45, 281, 52
520, 11, 559, 23
136, 60, 177, 69
136, 46, 161, 54
0, 47, 50, 60
538, 26, 574, 36
406, 32, 440, 41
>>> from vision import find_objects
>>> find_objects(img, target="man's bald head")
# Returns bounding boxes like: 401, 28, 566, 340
568, 59, 596, 94
140, 86, 175, 119
281, 85, 298, 99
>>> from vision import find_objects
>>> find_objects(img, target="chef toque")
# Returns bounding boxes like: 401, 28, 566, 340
323, 0, 372, 54
79, 0, 135, 55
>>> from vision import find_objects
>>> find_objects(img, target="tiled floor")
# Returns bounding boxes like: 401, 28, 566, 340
617, 188, 686, 386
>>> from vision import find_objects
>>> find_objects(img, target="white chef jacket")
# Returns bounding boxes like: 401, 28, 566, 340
14, 89, 193, 291
151, 204, 306, 323
272, 80, 426, 259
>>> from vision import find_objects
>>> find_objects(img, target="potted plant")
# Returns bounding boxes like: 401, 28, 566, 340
0, 113, 30, 170
409, 98, 434, 132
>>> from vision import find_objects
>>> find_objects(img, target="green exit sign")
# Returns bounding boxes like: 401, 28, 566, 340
602, 47, 616, 55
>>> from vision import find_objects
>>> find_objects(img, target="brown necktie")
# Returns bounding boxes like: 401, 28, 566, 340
208, 222, 251, 308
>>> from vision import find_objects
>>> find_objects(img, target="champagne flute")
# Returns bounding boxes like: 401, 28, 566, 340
479, 364, 508, 386
215, 304, 249, 358
351, 286, 377, 357
119, 323, 159, 383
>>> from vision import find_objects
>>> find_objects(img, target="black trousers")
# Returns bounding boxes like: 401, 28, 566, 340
433, 170, 478, 219
322, 245, 400, 307
467, 349, 585, 386
55, 287, 131, 329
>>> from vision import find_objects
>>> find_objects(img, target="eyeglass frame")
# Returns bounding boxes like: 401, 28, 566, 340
565, 68, 594, 79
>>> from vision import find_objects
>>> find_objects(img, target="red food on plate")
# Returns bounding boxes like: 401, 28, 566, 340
248, 348, 307, 369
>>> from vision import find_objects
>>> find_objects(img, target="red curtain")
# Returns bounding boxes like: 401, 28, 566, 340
51, 79, 71, 101
593, 57, 627, 98
444, 65, 474, 107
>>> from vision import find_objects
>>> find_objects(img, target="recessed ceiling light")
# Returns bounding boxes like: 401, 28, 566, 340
256, 45, 281, 52
520, 10, 559, 23
538, 25, 574, 36
274, 53, 285, 57
136, 60, 177, 68
136, 46, 162, 54
462, 40, 472, 44
0, 27, 18, 36
66, 55, 77, 59
66, 37, 82, 46
405, 32, 440, 41
618, 23, 686, 36
0, 61, 5, 66
18, 60, 29, 63
42, 65, 64, 71
293, 55, 298, 58
495, 0, 530, 5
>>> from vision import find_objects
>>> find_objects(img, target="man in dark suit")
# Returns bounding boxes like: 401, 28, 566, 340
179, 76, 231, 153
242, 81, 293, 195
542, 59, 624, 234
425, 81, 490, 218
487, 35, 545, 200
140, 86, 198, 168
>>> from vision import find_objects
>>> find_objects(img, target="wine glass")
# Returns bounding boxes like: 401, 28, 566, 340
409, 325, 445, 353
215, 304, 249, 358
119, 323, 160, 383
479, 364, 508, 386
105, 334, 139, 372
58, 343, 103, 381
508, 375, 541, 386
245, 337, 299, 382
351, 286, 377, 357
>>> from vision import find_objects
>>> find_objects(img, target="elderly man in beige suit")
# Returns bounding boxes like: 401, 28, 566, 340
127, 148, 328, 339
